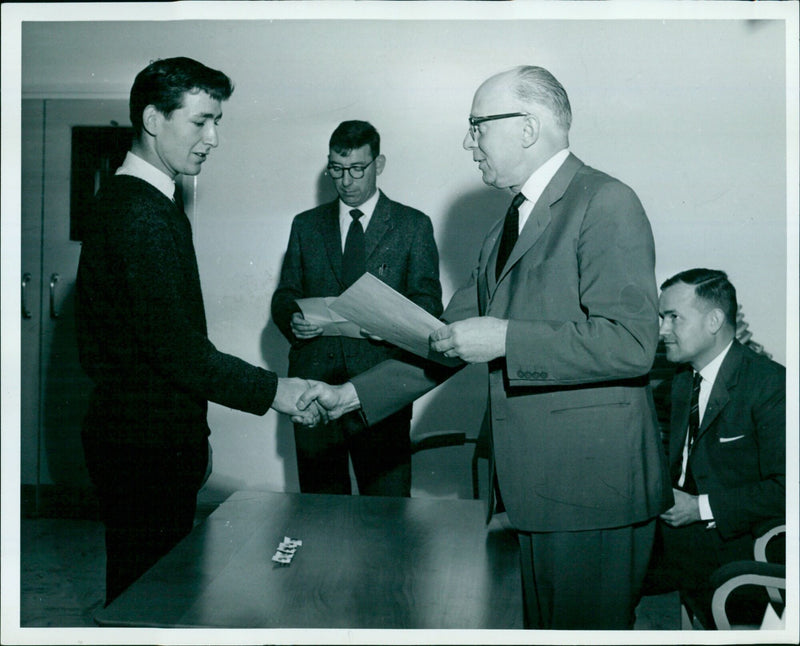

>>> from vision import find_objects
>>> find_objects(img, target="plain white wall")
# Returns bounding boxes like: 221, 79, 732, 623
19, 15, 790, 496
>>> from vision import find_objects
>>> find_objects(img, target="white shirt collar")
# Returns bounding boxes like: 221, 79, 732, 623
116, 151, 177, 202
697, 339, 734, 389
339, 189, 380, 249
516, 148, 570, 232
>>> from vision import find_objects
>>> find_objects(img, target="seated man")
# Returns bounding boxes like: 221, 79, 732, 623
643, 268, 785, 627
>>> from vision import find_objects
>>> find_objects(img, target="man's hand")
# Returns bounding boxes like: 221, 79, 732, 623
429, 317, 508, 364
660, 488, 702, 527
290, 312, 323, 340
298, 380, 361, 421
272, 377, 323, 426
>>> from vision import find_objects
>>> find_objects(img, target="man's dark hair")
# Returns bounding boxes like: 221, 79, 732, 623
329, 120, 380, 159
130, 57, 234, 138
661, 268, 738, 327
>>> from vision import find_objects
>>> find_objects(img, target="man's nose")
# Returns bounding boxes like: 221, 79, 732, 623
463, 131, 476, 150
341, 171, 354, 186
204, 123, 219, 148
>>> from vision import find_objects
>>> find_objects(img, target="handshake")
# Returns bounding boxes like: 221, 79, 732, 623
271, 378, 361, 427
270, 315, 510, 425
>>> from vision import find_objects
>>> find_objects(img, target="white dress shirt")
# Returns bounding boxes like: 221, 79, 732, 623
680, 340, 734, 521
515, 148, 570, 232
338, 189, 380, 252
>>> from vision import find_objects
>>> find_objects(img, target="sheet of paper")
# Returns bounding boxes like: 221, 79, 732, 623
296, 297, 363, 338
329, 273, 459, 366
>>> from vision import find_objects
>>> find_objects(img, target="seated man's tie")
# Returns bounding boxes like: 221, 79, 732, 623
683, 371, 702, 495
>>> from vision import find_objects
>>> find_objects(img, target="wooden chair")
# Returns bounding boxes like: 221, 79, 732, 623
410, 421, 489, 500
680, 519, 786, 629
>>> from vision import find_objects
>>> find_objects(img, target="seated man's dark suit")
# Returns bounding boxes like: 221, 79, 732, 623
271, 190, 442, 495
646, 339, 785, 625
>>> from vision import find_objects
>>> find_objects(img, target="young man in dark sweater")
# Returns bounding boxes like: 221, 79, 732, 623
76, 57, 318, 606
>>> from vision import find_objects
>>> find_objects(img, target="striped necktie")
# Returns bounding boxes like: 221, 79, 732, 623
682, 371, 702, 494
687, 371, 702, 452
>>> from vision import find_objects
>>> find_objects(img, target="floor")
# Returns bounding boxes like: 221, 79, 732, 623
17, 513, 681, 631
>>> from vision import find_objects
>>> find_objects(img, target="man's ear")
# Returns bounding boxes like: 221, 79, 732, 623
521, 113, 540, 148
707, 308, 726, 335
141, 104, 162, 137
374, 154, 387, 176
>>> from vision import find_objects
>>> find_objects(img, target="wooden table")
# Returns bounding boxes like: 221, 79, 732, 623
94, 491, 523, 629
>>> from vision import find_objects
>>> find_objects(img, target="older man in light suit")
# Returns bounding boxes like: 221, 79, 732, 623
302, 66, 672, 628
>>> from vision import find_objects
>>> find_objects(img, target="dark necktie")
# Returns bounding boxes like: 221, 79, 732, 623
342, 208, 365, 288
173, 183, 185, 213
496, 192, 525, 280
683, 371, 702, 494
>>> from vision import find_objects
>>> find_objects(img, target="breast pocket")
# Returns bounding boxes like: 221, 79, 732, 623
718, 434, 746, 443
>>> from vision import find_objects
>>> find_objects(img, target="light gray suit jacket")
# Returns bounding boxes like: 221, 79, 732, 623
353, 154, 672, 533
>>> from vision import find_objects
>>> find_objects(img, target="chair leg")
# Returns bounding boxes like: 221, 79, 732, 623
681, 601, 694, 630
471, 453, 479, 500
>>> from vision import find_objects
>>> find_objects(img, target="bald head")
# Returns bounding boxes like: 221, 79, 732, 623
464, 66, 571, 191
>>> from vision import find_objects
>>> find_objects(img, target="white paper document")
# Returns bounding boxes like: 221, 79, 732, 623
296, 297, 363, 338
329, 273, 459, 366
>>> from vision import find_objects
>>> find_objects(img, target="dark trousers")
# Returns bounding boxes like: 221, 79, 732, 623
641, 519, 761, 627
294, 408, 411, 497
82, 433, 208, 606
517, 518, 656, 629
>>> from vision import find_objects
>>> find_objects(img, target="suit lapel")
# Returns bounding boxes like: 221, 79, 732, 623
482, 218, 505, 297
364, 191, 391, 261
669, 367, 693, 471
320, 201, 345, 285
696, 342, 743, 443
492, 154, 583, 290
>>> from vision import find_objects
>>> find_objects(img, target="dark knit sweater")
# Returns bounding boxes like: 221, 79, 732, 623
76, 175, 277, 447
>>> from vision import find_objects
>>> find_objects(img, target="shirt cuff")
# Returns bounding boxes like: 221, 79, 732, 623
698, 494, 714, 521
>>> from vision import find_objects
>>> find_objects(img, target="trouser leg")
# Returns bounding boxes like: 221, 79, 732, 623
293, 418, 351, 494
518, 519, 656, 629
347, 409, 411, 497
83, 435, 208, 606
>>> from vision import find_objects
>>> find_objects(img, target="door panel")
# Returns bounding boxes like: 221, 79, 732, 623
22, 98, 130, 488
21, 99, 44, 487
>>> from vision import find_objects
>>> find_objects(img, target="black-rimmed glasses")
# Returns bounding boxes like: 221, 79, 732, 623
327, 157, 376, 179
468, 112, 530, 137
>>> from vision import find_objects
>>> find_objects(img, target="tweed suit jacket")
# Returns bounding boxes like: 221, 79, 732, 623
77, 175, 277, 448
352, 154, 673, 533
668, 340, 785, 540
271, 190, 442, 390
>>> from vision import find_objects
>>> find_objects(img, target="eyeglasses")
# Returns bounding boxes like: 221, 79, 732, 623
327, 157, 376, 179
468, 112, 530, 138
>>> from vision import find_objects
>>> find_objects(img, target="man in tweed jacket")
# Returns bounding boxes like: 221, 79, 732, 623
271, 121, 442, 497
